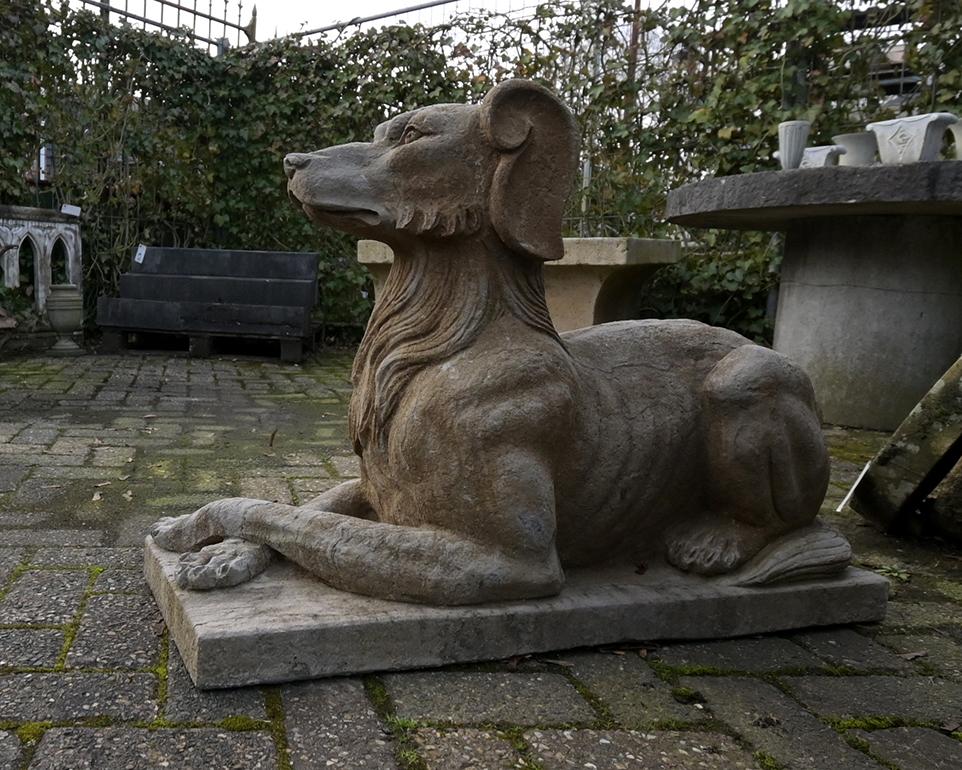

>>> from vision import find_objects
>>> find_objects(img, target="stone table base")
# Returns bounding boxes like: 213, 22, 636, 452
146, 539, 889, 689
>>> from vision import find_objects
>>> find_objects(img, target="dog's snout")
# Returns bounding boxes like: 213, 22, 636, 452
284, 153, 313, 179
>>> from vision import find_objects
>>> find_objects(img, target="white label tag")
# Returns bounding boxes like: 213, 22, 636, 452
134, 244, 147, 264
60, 204, 81, 217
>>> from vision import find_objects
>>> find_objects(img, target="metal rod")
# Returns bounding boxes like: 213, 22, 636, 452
152, 0, 237, 30
78, 0, 221, 44
295, 0, 459, 37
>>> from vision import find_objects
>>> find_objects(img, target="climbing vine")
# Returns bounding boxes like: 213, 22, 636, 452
2, 0, 960, 338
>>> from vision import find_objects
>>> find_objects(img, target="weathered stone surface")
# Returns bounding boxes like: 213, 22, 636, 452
92, 569, 148, 594
413, 729, 521, 770
165, 649, 266, 723
0, 529, 104, 546
0, 548, 23, 584
784, 675, 962, 721
0, 466, 28, 491
147, 542, 887, 688
852, 353, 962, 535
654, 637, 820, 673
878, 633, 962, 679
387, 671, 594, 725
151, 79, 849, 628
851, 726, 962, 770
30, 546, 141, 568
30, 727, 276, 769
282, 678, 395, 769
0, 629, 63, 668
879, 602, 962, 632
930, 459, 962, 543
525, 729, 758, 770
666, 163, 962, 230
0, 673, 156, 721
566, 651, 699, 725
0, 570, 88, 625
792, 628, 909, 671
0, 732, 19, 769
683, 676, 880, 770
66, 593, 162, 669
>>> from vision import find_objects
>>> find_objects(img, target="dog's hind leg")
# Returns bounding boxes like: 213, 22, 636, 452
665, 344, 830, 576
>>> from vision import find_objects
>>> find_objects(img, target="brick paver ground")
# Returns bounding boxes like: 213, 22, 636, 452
1, 351, 961, 769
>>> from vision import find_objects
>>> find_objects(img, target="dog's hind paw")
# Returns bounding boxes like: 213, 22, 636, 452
175, 538, 273, 590
665, 517, 767, 576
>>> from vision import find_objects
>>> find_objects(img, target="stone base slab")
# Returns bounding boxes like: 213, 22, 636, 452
145, 538, 889, 689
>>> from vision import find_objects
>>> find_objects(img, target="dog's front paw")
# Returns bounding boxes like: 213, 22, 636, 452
175, 538, 273, 590
150, 514, 199, 552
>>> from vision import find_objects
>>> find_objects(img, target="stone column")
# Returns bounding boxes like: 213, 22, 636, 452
775, 215, 962, 430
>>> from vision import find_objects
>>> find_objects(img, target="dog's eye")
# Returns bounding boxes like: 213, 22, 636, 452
400, 125, 425, 145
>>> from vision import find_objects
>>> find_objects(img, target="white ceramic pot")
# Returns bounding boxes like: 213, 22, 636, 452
866, 112, 958, 164
832, 131, 878, 166
777, 120, 811, 170
799, 145, 847, 168
45, 284, 83, 354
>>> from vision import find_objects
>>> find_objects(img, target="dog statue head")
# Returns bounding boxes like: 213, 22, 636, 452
285, 79, 579, 262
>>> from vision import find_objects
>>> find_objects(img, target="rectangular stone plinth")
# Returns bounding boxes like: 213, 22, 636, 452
145, 539, 888, 689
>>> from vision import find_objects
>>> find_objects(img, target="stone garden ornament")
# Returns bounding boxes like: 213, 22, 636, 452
150, 79, 855, 607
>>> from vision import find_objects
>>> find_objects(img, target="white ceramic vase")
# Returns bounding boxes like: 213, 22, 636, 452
866, 113, 958, 164
45, 284, 84, 354
831, 131, 878, 166
777, 120, 811, 170
799, 145, 847, 168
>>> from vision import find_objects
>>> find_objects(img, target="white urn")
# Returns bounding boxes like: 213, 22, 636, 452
45, 284, 84, 354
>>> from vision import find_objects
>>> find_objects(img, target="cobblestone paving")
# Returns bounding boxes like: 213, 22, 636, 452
1, 353, 961, 769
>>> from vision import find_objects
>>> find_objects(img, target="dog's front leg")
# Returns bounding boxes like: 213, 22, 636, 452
241, 501, 563, 604
151, 455, 564, 604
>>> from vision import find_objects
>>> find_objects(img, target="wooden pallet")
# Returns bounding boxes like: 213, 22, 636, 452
96, 247, 319, 362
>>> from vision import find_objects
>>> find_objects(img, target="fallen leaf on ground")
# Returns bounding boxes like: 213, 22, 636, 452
91, 491, 102, 502
122, 490, 133, 501
897, 651, 927, 660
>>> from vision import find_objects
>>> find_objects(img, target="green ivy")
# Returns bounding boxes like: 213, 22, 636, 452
1, 0, 959, 338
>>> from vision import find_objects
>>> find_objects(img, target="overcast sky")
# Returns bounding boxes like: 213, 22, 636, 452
255, 1, 521, 39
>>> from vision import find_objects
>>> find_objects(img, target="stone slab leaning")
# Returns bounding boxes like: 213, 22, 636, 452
145, 79, 887, 687
851, 353, 962, 542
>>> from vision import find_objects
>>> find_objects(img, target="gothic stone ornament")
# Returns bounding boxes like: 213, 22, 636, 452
150, 79, 850, 606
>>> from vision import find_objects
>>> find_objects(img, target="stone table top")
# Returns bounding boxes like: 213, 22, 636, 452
666, 161, 962, 230
358, 236, 681, 267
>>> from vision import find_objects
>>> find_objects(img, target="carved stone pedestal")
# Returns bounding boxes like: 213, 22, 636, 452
146, 539, 887, 690
358, 237, 680, 332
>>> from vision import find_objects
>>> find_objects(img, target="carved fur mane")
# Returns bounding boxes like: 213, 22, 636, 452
349, 246, 562, 453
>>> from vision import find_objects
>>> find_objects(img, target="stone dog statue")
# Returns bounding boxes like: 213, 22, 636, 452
151, 79, 850, 604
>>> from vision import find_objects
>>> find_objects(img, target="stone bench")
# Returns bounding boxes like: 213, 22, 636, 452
96, 247, 319, 361
358, 237, 680, 332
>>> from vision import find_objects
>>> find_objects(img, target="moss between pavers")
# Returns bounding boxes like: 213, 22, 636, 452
841, 731, 901, 770
53, 566, 102, 670
557, 668, 617, 729
363, 675, 427, 770
264, 687, 293, 770
753, 750, 785, 770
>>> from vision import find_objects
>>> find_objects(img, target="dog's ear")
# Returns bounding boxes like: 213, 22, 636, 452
480, 79, 579, 262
